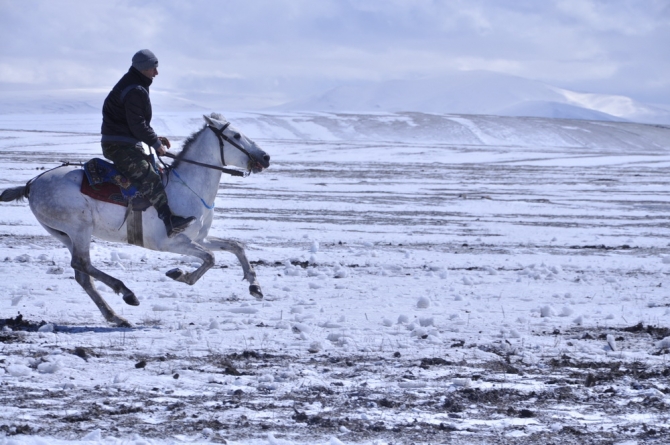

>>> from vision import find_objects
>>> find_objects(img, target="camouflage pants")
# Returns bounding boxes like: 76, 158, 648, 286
101, 141, 168, 212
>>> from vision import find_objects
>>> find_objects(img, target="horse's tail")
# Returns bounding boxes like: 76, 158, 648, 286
0, 183, 30, 203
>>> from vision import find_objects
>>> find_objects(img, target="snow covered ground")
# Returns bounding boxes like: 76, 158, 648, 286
1, 111, 670, 445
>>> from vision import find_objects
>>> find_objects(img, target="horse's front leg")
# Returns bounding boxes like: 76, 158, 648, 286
165, 237, 215, 286
74, 271, 132, 327
202, 237, 262, 299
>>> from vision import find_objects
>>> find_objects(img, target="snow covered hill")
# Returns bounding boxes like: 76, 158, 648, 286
1, 111, 668, 157
275, 71, 670, 125
229, 112, 670, 152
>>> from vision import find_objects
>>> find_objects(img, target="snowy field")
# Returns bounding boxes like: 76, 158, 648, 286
1, 111, 670, 445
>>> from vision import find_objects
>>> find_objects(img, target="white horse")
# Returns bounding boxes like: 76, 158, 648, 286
0, 113, 270, 327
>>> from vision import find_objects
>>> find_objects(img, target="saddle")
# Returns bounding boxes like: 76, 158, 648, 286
80, 158, 152, 211
80, 158, 157, 247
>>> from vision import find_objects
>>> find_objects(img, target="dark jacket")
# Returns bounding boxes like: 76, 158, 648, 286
101, 67, 160, 149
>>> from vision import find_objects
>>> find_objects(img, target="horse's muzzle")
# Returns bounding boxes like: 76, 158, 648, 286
250, 154, 270, 173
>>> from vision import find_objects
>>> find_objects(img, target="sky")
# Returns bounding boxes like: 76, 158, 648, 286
0, 0, 669, 109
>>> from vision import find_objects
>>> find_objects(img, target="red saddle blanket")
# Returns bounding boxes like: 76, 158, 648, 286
80, 180, 130, 207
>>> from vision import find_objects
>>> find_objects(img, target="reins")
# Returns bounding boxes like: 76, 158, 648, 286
163, 152, 246, 177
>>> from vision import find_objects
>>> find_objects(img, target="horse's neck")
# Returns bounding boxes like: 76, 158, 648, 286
171, 131, 222, 206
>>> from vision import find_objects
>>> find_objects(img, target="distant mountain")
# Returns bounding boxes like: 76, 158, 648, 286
497, 100, 626, 122
0, 90, 101, 115
0, 88, 207, 115
3, 70, 670, 125
274, 71, 670, 125
550, 87, 670, 125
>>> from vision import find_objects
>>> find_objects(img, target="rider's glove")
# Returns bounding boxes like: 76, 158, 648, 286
158, 136, 171, 149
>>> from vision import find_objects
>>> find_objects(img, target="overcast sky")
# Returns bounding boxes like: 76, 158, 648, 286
1, 0, 669, 108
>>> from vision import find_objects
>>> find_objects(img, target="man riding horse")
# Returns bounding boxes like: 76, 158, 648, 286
101, 49, 195, 238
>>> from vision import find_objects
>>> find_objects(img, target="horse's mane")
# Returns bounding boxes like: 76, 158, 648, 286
171, 113, 225, 168
171, 127, 205, 168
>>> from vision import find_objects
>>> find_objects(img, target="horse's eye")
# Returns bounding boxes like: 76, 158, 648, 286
234, 133, 241, 140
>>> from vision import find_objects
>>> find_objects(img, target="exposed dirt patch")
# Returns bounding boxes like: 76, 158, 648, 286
0, 314, 47, 332
1, 326, 670, 444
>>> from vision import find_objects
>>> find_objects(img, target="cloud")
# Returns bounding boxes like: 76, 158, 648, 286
0, 0, 668, 106
555, 0, 664, 35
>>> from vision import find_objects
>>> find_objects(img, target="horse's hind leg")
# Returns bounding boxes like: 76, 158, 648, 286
203, 237, 262, 299
42, 225, 135, 326
67, 228, 140, 307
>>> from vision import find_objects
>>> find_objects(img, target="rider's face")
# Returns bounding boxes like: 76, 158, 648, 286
140, 67, 158, 79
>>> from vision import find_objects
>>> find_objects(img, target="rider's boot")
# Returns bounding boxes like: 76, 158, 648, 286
157, 204, 196, 238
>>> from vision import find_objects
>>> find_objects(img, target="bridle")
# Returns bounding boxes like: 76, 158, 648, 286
208, 122, 256, 167
163, 123, 253, 177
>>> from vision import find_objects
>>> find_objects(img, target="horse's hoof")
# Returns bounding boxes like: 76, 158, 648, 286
123, 293, 140, 306
249, 284, 263, 300
166, 268, 185, 281
116, 319, 133, 328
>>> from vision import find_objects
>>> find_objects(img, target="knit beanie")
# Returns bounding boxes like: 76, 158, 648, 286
132, 49, 158, 71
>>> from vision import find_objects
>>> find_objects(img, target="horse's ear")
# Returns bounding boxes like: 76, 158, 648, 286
203, 113, 227, 126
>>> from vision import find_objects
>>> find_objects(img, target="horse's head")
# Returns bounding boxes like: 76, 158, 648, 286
203, 113, 270, 174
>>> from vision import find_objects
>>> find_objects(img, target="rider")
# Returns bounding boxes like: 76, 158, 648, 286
100, 49, 195, 238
